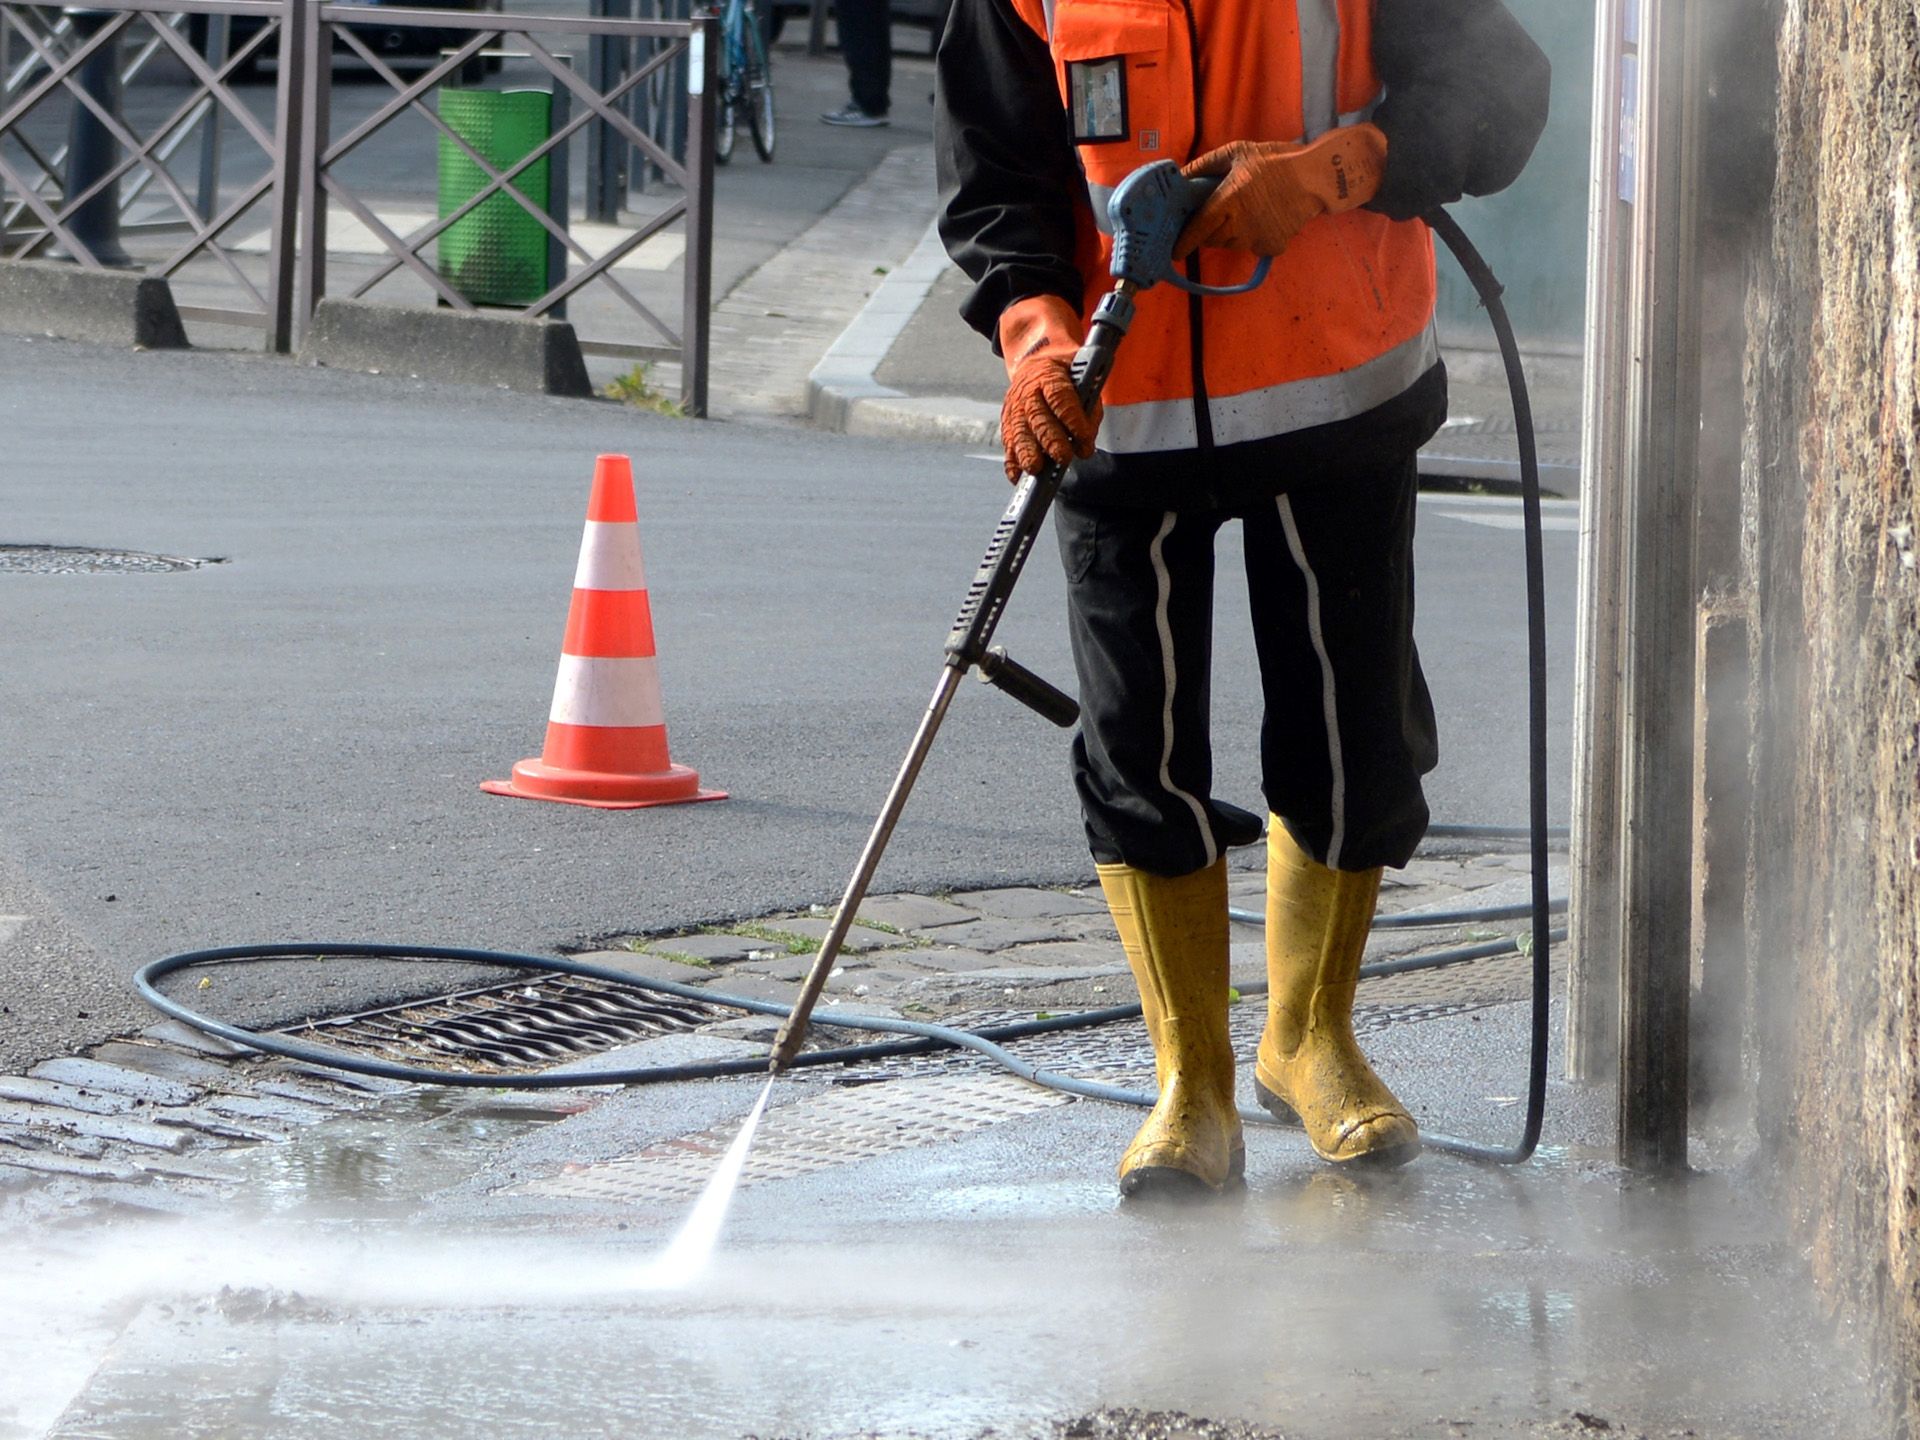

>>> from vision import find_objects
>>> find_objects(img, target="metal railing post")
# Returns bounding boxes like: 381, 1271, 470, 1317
193, 10, 228, 221
0, 15, 10, 242
293, 0, 327, 343
545, 67, 567, 320
585, 0, 627, 221
54, 6, 131, 265
679, 10, 712, 416
264, 0, 306, 351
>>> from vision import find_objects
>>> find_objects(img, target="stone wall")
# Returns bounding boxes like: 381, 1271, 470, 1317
1740, 0, 1920, 1428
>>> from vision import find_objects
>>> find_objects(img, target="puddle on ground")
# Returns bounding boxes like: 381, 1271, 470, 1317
219, 1090, 576, 1219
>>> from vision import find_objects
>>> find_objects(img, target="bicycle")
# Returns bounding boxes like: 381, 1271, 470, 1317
710, 0, 774, 164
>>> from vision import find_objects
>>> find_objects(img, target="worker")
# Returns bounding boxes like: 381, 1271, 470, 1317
934, 0, 1549, 1198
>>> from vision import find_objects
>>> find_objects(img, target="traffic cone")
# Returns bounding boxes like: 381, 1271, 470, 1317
482, 455, 726, 809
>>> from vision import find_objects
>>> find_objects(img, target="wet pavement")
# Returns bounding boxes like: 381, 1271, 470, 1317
4, 1036, 1877, 1440
0, 856, 1883, 1439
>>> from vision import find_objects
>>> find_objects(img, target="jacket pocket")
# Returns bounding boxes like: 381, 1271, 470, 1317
1048, 1, 1186, 187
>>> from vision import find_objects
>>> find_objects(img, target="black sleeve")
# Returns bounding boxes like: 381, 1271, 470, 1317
1366, 0, 1552, 222
934, 0, 1090, 344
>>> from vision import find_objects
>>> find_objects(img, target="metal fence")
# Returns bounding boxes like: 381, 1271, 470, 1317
584, 0, 691, 212
0, 0, 716, 410
0, 0, 301, 342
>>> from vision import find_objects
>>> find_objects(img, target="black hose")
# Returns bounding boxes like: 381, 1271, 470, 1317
134, 211, 1553, 1169
1230, 897, 1566, 930
135, 926, 1559, 1133
1423, 207, 1553, 1165
134, 915, 1556, 1088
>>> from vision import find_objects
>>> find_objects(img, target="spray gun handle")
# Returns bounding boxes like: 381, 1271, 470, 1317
1106, 162, 1273, 296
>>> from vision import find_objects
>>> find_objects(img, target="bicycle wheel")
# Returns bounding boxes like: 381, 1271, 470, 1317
744, 2, 775, 162
712, 2, 743, 165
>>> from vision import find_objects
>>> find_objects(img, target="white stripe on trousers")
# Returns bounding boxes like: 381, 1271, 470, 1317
1274, 496, 1348, 869
1148, 513, 1219, 869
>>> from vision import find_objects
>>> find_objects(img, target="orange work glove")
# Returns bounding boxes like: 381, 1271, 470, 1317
997, 293, 1102, 482
1173, 123, 1389, 261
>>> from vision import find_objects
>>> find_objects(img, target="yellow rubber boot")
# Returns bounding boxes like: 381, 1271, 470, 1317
1254, 823, 1421, 1168
1097, 859, 1245, 1198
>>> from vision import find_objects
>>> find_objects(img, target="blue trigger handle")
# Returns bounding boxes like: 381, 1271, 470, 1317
1105, 161, 1273, 297
1169, 255, 1273, 297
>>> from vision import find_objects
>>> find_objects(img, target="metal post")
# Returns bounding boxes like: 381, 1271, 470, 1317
54, 7, 131, 265
585, 0, 628, 221
1614, 0, 1705, 1174
1568, 0, 1634, 1085
264, 0, 307, 352
194, 10, 228, 222
1, 14, 10, 247
545, 71, 567, 321
666, 0, 687, 169
293, 0, 329, 343
679, 12, 713, 416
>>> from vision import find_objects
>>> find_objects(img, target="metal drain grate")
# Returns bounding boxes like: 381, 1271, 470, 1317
277, 975, 733, 1073
0, 544, 219, 575
518, 1072, 1074, 1203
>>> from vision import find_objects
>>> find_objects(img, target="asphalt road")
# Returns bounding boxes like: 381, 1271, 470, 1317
0, 334, 1576, 1066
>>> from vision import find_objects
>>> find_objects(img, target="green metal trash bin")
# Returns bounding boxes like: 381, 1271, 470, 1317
436, 87, 567, 309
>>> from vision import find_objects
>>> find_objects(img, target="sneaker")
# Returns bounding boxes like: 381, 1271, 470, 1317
820, 101, 889, 128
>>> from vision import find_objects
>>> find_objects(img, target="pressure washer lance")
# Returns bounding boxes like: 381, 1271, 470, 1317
768, 165, 1270, 1075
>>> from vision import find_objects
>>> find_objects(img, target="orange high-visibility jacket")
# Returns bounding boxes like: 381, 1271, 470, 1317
936, 0, 1550, 501
1018, 0, 1438, 455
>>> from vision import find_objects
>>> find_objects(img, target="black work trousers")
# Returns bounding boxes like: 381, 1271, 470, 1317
1054, 456, 1438, 877
837, 0, 891, 115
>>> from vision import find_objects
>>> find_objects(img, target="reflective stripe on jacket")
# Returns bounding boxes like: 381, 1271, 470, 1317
1008, 0, 1439, 456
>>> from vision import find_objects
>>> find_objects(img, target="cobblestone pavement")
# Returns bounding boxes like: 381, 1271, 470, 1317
585, 846, 1569, 1037
0, 846, 1564, 1213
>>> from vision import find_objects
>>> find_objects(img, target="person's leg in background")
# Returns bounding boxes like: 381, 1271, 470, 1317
821, 0, 891, 125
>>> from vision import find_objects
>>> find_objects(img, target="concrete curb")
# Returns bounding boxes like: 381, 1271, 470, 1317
0, 260, 189, 350
805, 221, 996, 445
299, 298, 593, 398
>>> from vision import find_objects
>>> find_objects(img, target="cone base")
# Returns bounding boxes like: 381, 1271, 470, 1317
482, 757, 727, 810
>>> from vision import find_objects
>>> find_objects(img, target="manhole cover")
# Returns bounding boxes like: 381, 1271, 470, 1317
277, 974, 732, 1073
517, 1072, 1074, 1203
0, 544, 219, 575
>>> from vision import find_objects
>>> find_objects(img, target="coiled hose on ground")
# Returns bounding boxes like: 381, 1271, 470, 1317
136, 210, 1556, 1166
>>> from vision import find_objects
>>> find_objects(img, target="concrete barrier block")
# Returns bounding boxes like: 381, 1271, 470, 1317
300, 299, 593, 398
0, 260, 189, 349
